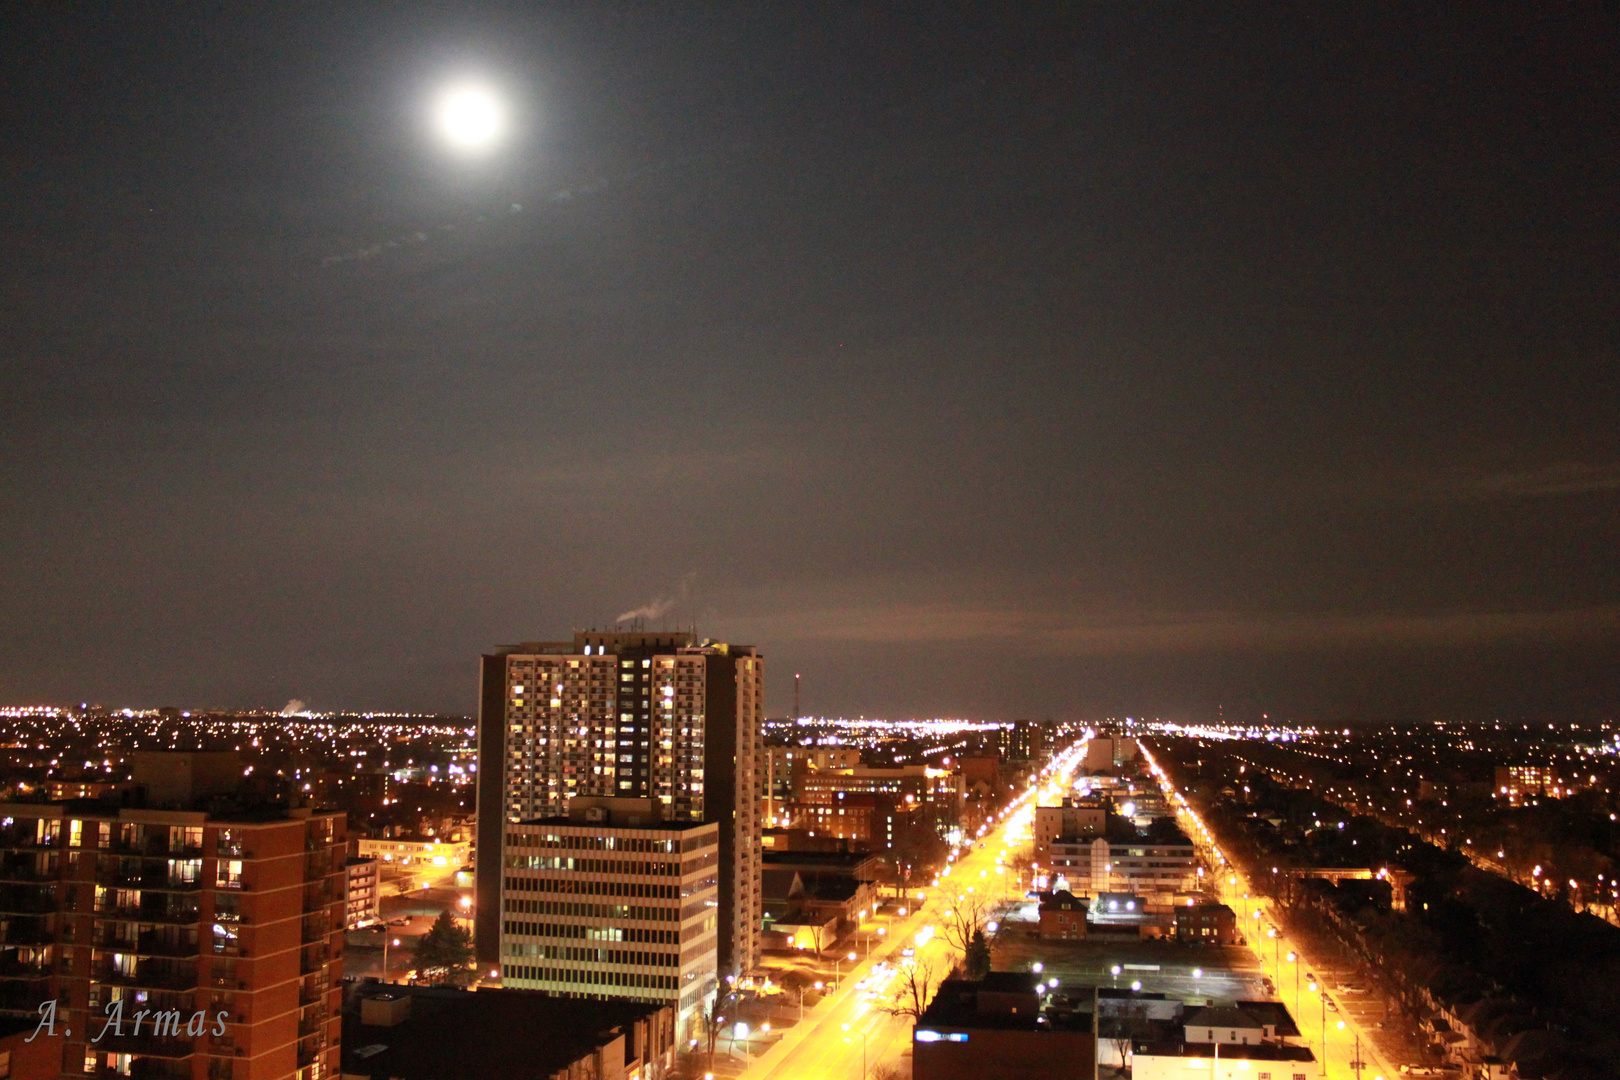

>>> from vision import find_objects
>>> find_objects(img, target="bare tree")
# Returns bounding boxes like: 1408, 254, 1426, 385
1098, 999, 1154, 1069
939, 891, 991, 960
883, 957, 940, 1022
701, 997, 725, 1071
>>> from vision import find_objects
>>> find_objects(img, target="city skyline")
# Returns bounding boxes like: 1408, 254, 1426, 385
7, 8, 1615, 1078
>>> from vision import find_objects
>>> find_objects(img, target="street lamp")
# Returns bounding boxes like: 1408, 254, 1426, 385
799, 981, 823, 1021
1308, 981, 1326, 1077
1337, 1020, 1364, 1080
382, 936, 401, 982
842, 1022, 869, 1080
835, 950, 857, 984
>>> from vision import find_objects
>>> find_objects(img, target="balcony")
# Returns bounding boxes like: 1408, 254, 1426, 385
299, 950, 329, 975
0, 861, 58, 883
300, 914, 328, 944
97, 869, 203, 893
0, 827, 56, 851
0, 887, 58, 914
0, 978, 50, 1010
93, 1032, 197, 1060
301, 891, 335, 914
92, 1059, 194, 1080
0, 958, 52, 980
0, 919, 54, 946
94, 901, 201, 925
105, 840, 203, 860
92, 961, 198, 992
93, 934, 200, 959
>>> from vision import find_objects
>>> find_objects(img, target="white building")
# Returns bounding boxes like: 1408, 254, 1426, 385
499, 798, 720, 1038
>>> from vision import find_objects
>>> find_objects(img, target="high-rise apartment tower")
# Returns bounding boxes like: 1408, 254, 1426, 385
0, 752, 345, 1080
475, 632, 762, 982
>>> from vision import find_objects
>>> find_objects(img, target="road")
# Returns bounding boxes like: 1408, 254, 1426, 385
736, 740, 1092, 1080
1142, 744, 1397, 1080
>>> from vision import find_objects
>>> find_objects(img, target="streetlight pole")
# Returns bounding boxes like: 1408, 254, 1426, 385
383, 936, 400, 983
842, 1022, 868, 1080
1309, 980, 1325, 1078
834, 950, 856, 986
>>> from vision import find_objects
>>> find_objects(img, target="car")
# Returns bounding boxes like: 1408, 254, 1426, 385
1324, 997, 1338, 1012
900, 947, 916, 958
1338, 983, 1369, 994
388, 917, 409, 927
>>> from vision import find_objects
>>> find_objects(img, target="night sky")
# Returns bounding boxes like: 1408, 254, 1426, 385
2, 4, 1616, 722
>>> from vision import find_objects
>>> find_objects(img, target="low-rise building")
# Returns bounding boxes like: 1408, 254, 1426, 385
1182, 1005, 1269, 1045
913, 973, 1094, 1080
759, 912, 839, 953
1130, 1040, 1316, 1080
1175, 900, 1238, 944
356, 836, 471, 870
1036, 890, 1087, 940
342, 983, 677, 1080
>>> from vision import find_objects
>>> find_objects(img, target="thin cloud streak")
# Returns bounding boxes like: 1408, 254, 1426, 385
1443, 462, 1620, 500
731, 603, 1620, 655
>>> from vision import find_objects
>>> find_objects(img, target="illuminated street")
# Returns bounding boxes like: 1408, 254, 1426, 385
1143, 744, 1396, 1080
734, 741, 1092, 1080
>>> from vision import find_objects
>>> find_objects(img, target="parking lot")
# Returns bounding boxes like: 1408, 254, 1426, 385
990, 901, 1268, 1006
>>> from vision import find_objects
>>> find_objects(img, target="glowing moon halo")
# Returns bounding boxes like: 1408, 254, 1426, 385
433, 84, 505, 152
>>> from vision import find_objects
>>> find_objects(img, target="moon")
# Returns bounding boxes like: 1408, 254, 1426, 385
433, 83, 505, 153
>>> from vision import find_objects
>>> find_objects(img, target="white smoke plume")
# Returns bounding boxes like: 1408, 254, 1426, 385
616, 598, 676, 624
280, 699, 307, 717
615, 573, 696, 625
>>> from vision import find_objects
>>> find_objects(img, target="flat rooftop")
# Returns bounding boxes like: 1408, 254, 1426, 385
342, 986, 665, 1080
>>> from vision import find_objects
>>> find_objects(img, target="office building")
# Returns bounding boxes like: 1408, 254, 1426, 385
496, 798, 718, 1035
995, 721, 1048, 764
0, 751, 346, 1080
1047, 819, 1197, 899
476, 631, 762, 982
1033, 796, 1107, 864
763, 746, 860, 827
